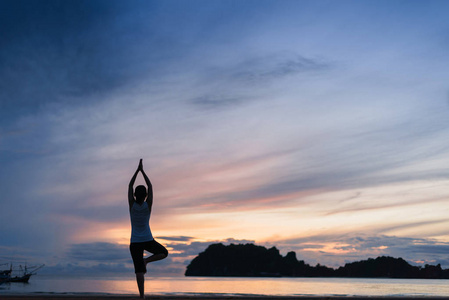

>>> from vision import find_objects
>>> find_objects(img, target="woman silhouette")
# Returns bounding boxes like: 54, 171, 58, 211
128, 159, 168, 298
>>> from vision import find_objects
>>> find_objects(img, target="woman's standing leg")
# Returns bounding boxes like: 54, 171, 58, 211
130, 243, 147, 298
136, 272, 145, 298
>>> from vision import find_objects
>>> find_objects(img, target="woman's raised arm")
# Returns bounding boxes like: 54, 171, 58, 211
128, 159, 142, 209
140, 161, 153, 209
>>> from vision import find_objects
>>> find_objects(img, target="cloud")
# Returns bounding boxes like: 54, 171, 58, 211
183, 52, 332, 111
166, 238, 256, 259
190, 95, 248, 110
272, 234, 449, 268
67, 242, 129, 262
0, 245, 41, 263
230, 53, 331, 83
54, 203, 127, 224
158, 236, 195, 242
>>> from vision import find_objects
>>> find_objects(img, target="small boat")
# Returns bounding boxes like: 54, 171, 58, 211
11, 264, 45, 283
8, 273, 32, 283
0, 263, 44, 283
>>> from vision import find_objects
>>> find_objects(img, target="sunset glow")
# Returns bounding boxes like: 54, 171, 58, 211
1, 0, 449, 276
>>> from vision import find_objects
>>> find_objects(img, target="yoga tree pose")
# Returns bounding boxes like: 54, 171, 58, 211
129, 159, 168, 298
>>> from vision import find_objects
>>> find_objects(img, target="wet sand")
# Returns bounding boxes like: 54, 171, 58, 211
1, 296, 449, 300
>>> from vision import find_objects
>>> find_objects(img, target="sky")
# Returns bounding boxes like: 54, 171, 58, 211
1, 0, 449, 276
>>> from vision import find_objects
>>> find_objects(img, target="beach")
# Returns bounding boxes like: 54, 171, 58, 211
3, 276, 449, 299
2, 295, 449, 300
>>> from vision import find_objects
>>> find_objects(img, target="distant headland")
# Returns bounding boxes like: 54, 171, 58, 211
185, 243, 449, 278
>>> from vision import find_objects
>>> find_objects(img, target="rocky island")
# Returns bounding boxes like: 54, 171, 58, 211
185, 243, 449, 278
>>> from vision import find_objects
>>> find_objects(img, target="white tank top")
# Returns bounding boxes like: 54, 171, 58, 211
130, 202, 153, 243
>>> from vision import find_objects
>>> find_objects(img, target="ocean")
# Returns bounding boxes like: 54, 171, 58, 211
2, 275, 449, 297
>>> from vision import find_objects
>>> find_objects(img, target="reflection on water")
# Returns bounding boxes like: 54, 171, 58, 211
2, 276, 449, 297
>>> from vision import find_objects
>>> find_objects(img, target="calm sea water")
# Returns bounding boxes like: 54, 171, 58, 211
2, 275, 449, 297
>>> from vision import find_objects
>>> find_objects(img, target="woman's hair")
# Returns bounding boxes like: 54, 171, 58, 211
135, 185, 147, 199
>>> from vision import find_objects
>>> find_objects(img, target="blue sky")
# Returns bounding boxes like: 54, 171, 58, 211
1, 0, 449, 276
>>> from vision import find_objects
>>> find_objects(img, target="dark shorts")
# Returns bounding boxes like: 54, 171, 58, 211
130, 239, 168, 273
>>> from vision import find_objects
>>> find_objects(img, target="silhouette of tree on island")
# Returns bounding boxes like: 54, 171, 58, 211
185, 243, 449, 279
129, 159, 168, 299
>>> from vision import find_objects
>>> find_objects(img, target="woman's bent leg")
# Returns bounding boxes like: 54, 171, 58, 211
144, 239, 169, 266
144, 253, 167, 265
